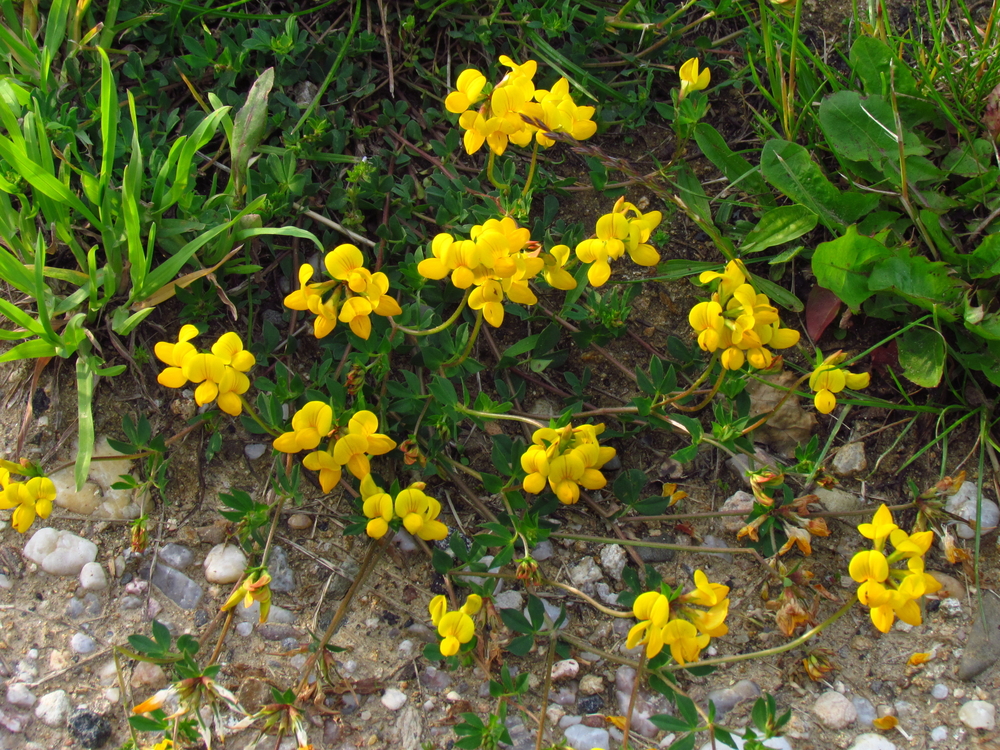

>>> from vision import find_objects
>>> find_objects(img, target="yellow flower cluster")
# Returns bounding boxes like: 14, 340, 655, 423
221, 567, 272, 623
575, 197, 662, 287
678, 58, 711, 102
520, 423, 616, 505
809, 352, 871, 414
688, 260, 800, 370
273, 404, 396, 491
429, 593, 482, 656
418, 217, 543, 327
445, 55, 597, 156
362, 475, 448, 541
0, 468, 56, 533
626, 571, 730, 664
284, 244, 402, 340
155, 326, 256, 416
848, 505, 941, 633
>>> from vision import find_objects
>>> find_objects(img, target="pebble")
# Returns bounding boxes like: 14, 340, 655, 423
6, 684, 35, 708
958, 699, 996, 730
707, 680, 760, 718
720, 491, 756, 533
419, 666, 451, 691
814, 488, 862, 524
931, 683, 948, 700
35, 690, 71, 727
68, 709, 112, 748
552, 685, 577, 706
0, 573, 10, 589
158, 544, 194, 570
23, 528, 98, 576
563, 723, 610, 750
599, 544, 627, 581
928, 571, 966, 599
150, 564, 204, 610
946, 481, 1000, 538
203, 544, 246, 583
847, 734, 896, 750
813, 690, 856, 729
852, 695, 876, 727
578, 694, 604, 714
287, 513, 312, 530
832, 442, 867, 476
494, 590, 524, 610
532, 540, 554, 561
259, 624, 301, 641
79, 562, 107, 591
131, 662, 167, 691
0, 706, 30, 732
121, 595, 142, 610
699, 735, 792, 750
939, 597, 963, 618
578, 675, 603, 695
546, 704, 565, 724
236, 621, 254, 636
568, 557, 603, 588
635, 535, 675, 562
958, 593, 1000, 680
70, 633, 98, 654
267, 546, 296, 593
235, 601, 295, 624
551, 659, 579, 681
381, 688, 407, 710
244, 443, 267, 460
930, 726, 948, 742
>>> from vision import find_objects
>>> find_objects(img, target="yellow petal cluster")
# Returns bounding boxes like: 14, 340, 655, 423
688, 260, 800, 370
429, 594, 482, 656
626, 570, 729, 664
0, 469, 56, 533
274, 407, 397, 490
221, 568, 272, 623
418, 217, 543, 328
154, 325, 255, 415
575, 197, 662, 287
809, 351, 871, 414
445, 56, 596, 156
283, 244, 402, 340
520, 423, 616, 505
361, 475, 448, 541
849, 504, 941, 633
678, 58, 711, 101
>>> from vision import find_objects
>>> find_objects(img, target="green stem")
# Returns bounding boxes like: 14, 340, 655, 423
455, 404, 546, 429
239, 395, 281, 437
522, 141, 540, 195
487, 151, 508, 190
392, 289, 471, 336
442, 310, 483, 369
785, 0, 805, 140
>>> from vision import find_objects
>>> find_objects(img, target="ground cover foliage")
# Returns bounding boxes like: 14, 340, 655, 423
1, 0, 1000, 748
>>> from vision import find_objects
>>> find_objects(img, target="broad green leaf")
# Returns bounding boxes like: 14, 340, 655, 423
754, 275, 804, 313
0, 338, 57, 362
231, 67, 274, 201
693, 123, 775, 207
898, 326, 945, 387
968, 233, 1000, 278
761, 140, 878, 229
674, 161, 713, 228
849, 36, 937, 125
818, 91, 928, 165
740, 205, 818, 253
812, 226, 890, 309
868, 252, 962, 319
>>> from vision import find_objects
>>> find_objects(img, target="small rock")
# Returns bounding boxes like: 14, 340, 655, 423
930, 726, 948, 742
928, 571, 966, 600
958, 592, 1000, 680
267, 546, 296, 593
381, 688, 407, 711
847, 734, 896, 750
244, 443, 267, 460
931, 683, 948, 700
852, 695, 876, 727
23, 528, 98, 576
6, 684, 35, 708
568, 557, 603, 588
578, 694, 604, 714
939, 597, 963, 618
546, 704, 565, 724
150, 564, 203, 610
579, 675, 603, 696
707, 680, 760, 718
235, 621, 253, 636
131, 662, 167, 691
258, 624, 301, 641
563, 723, 610, 750
832, 442, 867, 476
0, 706, 30, 732
599, 545, 627, 581
67, 709, 112, 747
552, 685, 577, 706
287, 513, 311, 530
720, 491, 756, 533
551, 659, 579, 681
158, 544, 194, 570
494, 590, 523, 610
635, 535, 675, 563
236, 601, 295, 624
813, 690, 857, 729
70, 633, 98, 655
79, 562, 107, 591
120, 596, 142, 610
0, 573, 11, 589
958, 699, 996, 730
203, 544, 246, 583
532, 541, 554, 561
946, 481, 1000, 538
419, 666, 451, 690
814, 488, 862, 524
35, 690, 71, 727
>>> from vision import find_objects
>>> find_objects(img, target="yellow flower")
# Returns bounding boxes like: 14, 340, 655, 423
152, 739, 174, 750
210, 333, 255, 416
678, 58, 711, 101
626, 590, 671, 658
662, 619, 710, 665
858, 504, 898, 548
0, 476, 56, 533
154, 324, 199, 388
541, 244, 577, 290
680, 569, 730, 608
429, 594, 481, 656
333, 410, 397, 478
575, 197, 662, 287
394, 484, 449, 541
445, 68, 488, 114
221, 568, 272, 623
627, 572, 728, 663
688, 300, 726, 352
520, 424, 616, 504
360, 473, 394, 539
273, 401, 334, 454
809, 352, 871, 414
302, 449, 342, 493
908, 652, 932, 666
524, 77, 598, 147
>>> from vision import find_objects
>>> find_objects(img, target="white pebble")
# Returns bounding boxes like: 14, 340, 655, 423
381, 688, 407, 710
551, 659, 580, 681
235, 621, 254, 636
70, 632, 97, 654
79, 562, 107, 591
931, 683, 948, 700
6, 683, 36, 707
958, 699, 996, 730
0, 573, 11, 589
812, 690, 857, 729
930, 726, 948, 742
847, 735, 896, 750
244, 443, 267, 460
23, 528, 98, 576
203, 544, 246, 583
34, 689, 71, 727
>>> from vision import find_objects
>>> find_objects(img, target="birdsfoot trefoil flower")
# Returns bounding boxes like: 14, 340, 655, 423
429, 593, 482, 656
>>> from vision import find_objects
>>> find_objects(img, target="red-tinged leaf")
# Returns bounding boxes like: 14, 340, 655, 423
982, 82, 1000, 141
805, 285, 842, 341
871, 340, 898, 372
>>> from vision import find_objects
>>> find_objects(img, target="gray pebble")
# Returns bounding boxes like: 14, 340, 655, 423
158, 544, 194, 570
70, 633, 97, 655
244, 443, 268, 460
120, 596, 142, 610
150, 564, 204, 610
235, 621, 254, 637
267, 546, 296, 593
931, 683, 948, 700
852, 695, 876, 727
532, 541, 554, 561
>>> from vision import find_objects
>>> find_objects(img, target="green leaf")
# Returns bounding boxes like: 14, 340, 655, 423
818, 91, 928, 165
849, 36, 937, 124
868, 252, 961, 319
740, 205, 818, 254
232, 67, 275, 200
812, 226, 890, 309
0, 338, 57, 362
613, 469, 648, 506
499, 607, 533, 634
898, 326, 945, 387
754, 276, 803, 313
427, 375, 458, 406
649, 714, 693, 732
693, 123, 775, 206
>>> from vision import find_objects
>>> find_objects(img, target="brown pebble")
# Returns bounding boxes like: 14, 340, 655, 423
287, 513, 312, 530
582, 715, 605, 728
851, 636, 873, 651
928, 571, 966, 600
